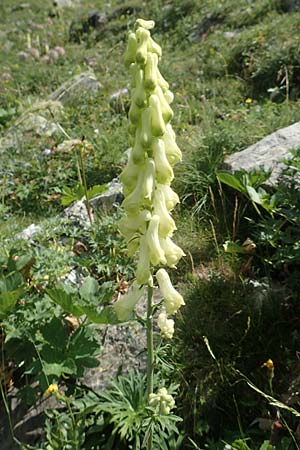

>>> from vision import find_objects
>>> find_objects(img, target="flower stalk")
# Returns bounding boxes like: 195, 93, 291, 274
117, 18, 185, 448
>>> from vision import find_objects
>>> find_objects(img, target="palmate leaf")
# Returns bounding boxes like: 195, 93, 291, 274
61, 184, 85, 206
46, 281, 118, 325
45, 287, 83, 317
0, 288, 24, 316
0, 271, 25, 316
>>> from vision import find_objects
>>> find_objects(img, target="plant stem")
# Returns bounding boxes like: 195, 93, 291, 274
146, 284, 154, 450
78, 145, 93, 225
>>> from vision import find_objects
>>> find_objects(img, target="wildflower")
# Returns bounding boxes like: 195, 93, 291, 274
261, 358, 274, 379
114, 281, 144, 321
157, 311, 175, 339
149, 387, 175, 414
156, 268, 185, 315
45, 383, 58, 395
245, 97, 252, 104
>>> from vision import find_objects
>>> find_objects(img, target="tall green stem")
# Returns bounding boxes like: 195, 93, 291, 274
78, 146, 93, 225
146, 284, 154, 450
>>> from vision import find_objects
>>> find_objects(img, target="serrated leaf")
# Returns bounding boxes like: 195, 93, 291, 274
79, 276, 99, 302
61, 184, 85, 206
42, 358, 77, 377
87, 184, 107, 200
46, 287, 83, 317
81, 305, 119, 324
0, 288, 24, 316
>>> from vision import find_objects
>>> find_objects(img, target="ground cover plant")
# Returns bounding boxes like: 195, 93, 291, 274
1, 0, 300, 449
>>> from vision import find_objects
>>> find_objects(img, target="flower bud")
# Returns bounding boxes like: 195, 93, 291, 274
147, 36, 162, 59
152, 138, 174, 184
145, 52, 158, 90
136, 235, 152, 285
157, 311, 174, 339
163, 124, 182, 166
149, 387, 175, 414
135, 27, 150, 65
128, 100, 141, 124
153, 188, 176, 237
164, 89, 174, 104
132, 128, 146, 164
132, 69, 147, 107
122, 168, 146, 213
140, 108, 152, 147
124, 32, 137, 67
154, 85, 173, 123
114, 281, 144, 321
156, 268, 185, 314
119, 209, 151, 240
144, 158, 156, 201
146, 215, 166, 266
157, 70, 169, 91
135, 19, 155, 30
149, 94, 166, 137
119, 149, 140, 192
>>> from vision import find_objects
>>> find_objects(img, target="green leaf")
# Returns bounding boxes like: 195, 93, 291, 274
81, 305, 119, 324
42, 358, 77, 377
231, 439, 252, 450
0, 288, 24, 316
246, 185, 262, 204
79, 276, 99, 302
217, 171, 247, 193
258, 441, 273, 450
61, 184, 85, 206
86, 184, 107, 200
45, 287, 83, 317
0, 272, 23, 293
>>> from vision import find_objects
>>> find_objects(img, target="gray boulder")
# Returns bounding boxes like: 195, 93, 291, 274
90, 178, 123, 211
49, 71, 101, 105
224, 121, 300, 185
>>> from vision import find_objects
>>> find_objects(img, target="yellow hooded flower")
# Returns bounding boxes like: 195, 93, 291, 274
146, 215, 166, 266
157, 311, 174, 339
114, 281, 144, 321
156, 268, 185, 314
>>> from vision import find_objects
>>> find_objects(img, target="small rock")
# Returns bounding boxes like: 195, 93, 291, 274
49, 71, 101, 105
42, 148, 53, 156
47, 49, 59, 62
53, 0, 74, 6
224, 31, 239, 39
90, 178, 123, 211
224, 122, 300, 186
63, 199, 92, 228
17, 51, 30, 61
28, 47, 40, 59
54, 46, 66, 57
109, 88, 129, 113
41, 54, 50, 64
69, 11, 107, 43
15, 224, 42, 240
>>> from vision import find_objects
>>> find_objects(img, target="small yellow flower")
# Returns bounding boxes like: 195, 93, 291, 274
261, 359, 274, 370
245, 97, 252, 104
45, 383, 59, 395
